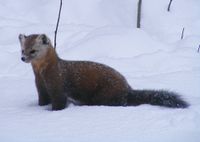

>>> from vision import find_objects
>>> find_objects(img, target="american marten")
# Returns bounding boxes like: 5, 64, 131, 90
18, 34, 189, 110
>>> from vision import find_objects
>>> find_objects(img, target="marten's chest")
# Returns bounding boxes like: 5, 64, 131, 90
32, 59, 49, 75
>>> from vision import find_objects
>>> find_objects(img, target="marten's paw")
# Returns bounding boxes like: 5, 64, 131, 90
52, 103, 66, 111
39, 100, 50, 106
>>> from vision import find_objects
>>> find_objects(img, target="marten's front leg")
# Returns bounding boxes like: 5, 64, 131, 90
35, 76, 50, 106
44, 80, 67, 110
51, 93, 67, 110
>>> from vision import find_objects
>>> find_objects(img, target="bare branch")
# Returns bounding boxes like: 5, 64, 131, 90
54, 0, 63, 49
167, 0, 173, 12
181, 27, 185, 40
137, 0, 142, 28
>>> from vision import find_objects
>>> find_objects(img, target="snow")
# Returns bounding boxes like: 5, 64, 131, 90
0, 0, 200, 142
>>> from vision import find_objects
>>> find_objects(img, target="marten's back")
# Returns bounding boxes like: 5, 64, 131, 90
58, 59, 131, 103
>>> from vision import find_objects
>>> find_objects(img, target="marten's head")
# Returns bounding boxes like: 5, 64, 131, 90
19, 34, 52, 63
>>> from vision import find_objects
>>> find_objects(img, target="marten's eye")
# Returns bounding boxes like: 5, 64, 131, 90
30, 50, 36, 54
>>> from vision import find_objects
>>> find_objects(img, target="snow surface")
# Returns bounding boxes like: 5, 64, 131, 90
0, 0, 200, 142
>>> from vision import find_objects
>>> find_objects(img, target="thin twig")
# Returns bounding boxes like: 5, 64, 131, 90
137, 0, 142, 28
54, 0, 63, 49
181, 27, 185, 40
167, 0, 173, 12
198, 45, 200, 53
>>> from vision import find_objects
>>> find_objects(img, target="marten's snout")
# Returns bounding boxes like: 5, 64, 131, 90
21, 57, 26, 62
21, 56, 29, 63
21, 50, 28, 62
21, 54, 30, 63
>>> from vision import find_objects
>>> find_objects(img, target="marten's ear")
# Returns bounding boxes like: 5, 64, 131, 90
18, 34, 27, 45
37, 34, 50, 45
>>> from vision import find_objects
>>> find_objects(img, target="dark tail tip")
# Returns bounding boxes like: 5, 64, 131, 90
152, 90, 189, 108
128, 90, 189, 109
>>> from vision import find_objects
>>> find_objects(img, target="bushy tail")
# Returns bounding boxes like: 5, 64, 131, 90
127, 90, 189, 108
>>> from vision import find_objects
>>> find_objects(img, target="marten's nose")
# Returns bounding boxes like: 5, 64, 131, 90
21, 57, 26, 62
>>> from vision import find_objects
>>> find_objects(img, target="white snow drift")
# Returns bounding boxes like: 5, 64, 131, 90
0, 0, 200, 142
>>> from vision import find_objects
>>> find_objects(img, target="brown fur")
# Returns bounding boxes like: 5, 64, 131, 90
19, 34, 189, 110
